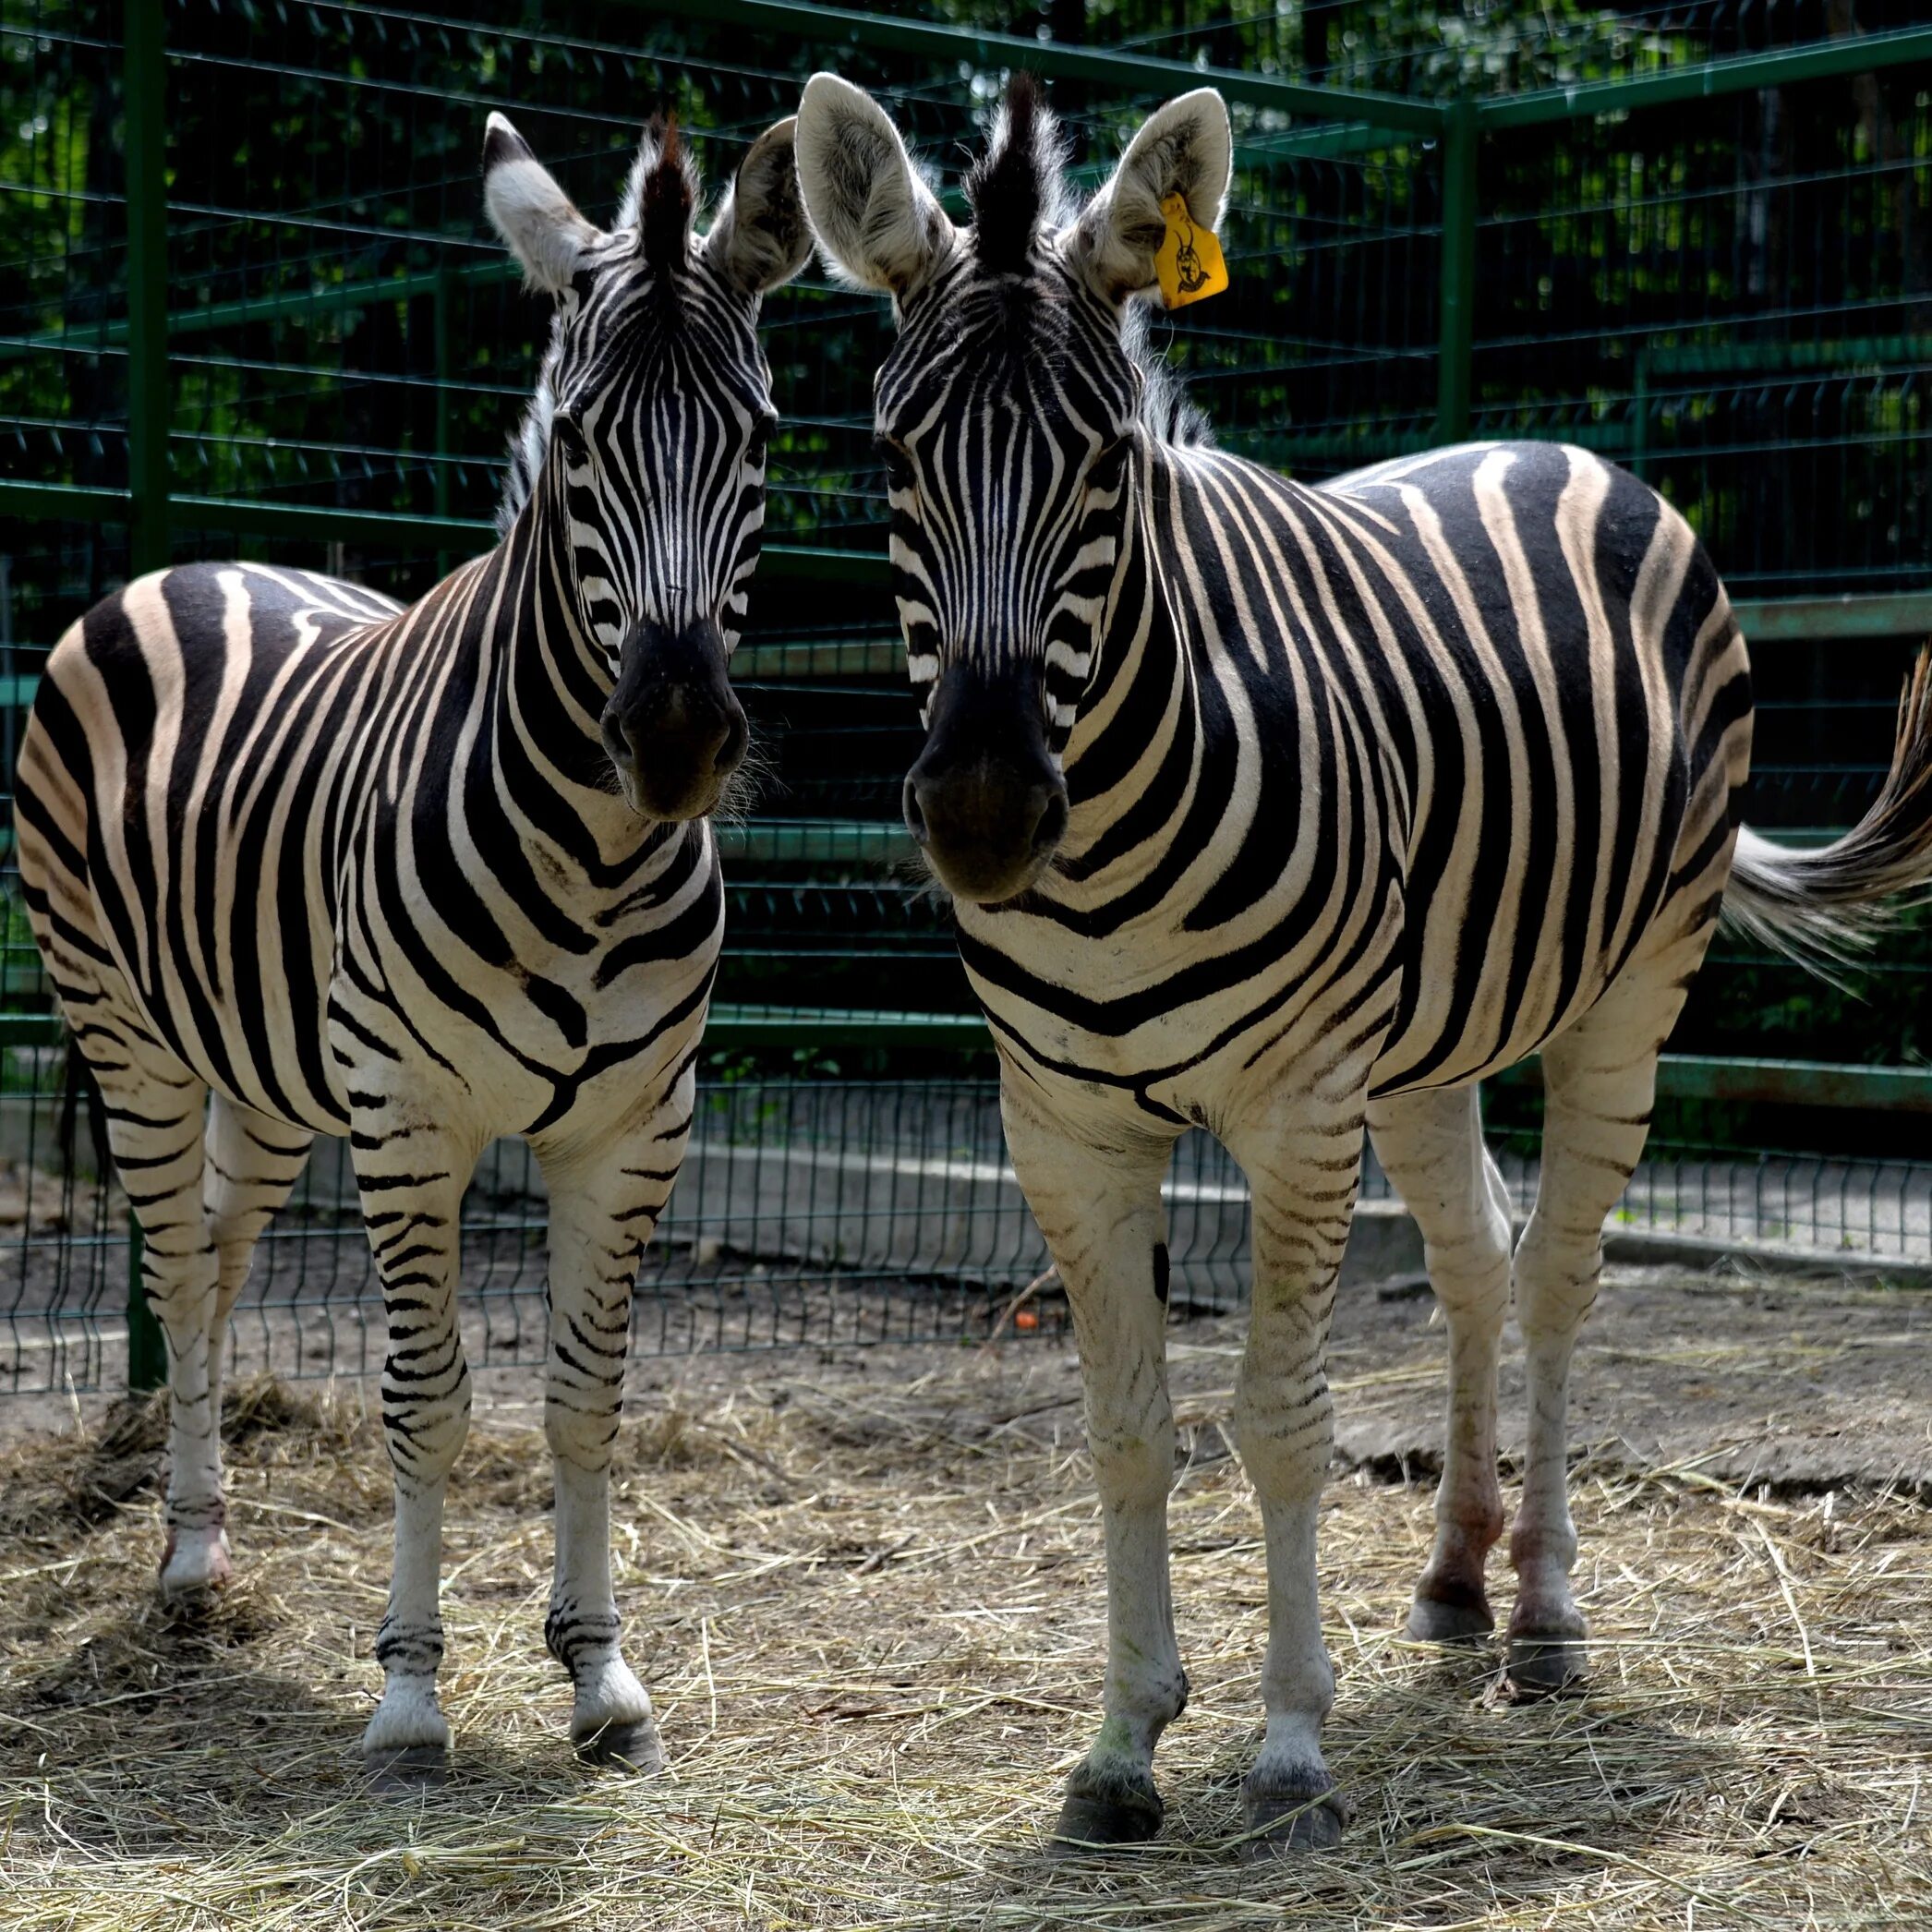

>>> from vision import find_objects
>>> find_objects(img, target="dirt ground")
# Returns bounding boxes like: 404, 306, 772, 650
0, 1262, 1926, 1929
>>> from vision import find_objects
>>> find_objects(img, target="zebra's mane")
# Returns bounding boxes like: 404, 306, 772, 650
494, 119, 700, 537
968, 75, 1214, 455
1122, 303, 1215, 451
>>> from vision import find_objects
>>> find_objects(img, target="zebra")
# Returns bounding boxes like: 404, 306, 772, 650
795, 72, 1932, 1854
13, 110, 811, 1781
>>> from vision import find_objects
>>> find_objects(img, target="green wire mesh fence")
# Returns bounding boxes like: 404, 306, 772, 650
0, 0, 1928, 1392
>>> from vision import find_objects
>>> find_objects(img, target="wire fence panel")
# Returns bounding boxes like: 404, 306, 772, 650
0, 2, 1928, 1392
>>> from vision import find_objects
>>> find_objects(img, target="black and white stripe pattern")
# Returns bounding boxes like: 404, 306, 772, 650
14, 110, 809, 1776
797, 73, 1932, 1852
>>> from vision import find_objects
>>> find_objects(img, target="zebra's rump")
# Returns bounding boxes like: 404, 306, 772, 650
15, 563, 408, 1133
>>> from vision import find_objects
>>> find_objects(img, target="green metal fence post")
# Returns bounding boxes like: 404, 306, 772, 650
125, 0, 170, 578
433, 258, 453, 574
1435, 95, 1479, 445
123, 0, 170, 1392
127, 1214, 165, 1393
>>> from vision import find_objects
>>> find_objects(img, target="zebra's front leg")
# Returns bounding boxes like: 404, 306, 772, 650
536, 1111, 690, 1771
1003, 1092, 1182, 1847
1222, 1107, 1367, 1856
350, 1110, 478, 1781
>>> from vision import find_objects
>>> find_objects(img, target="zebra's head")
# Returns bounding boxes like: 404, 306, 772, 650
795, 73, 1230, 902
483, 112, 812, 821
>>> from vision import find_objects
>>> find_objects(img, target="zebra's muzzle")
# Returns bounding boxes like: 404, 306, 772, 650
903, 663, 1069, 904
601, 619, 748, 821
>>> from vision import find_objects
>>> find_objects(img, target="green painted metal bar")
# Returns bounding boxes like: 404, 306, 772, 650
732, 637, 903, 680
704, 1005, 990, 1047
0, 259, 517, 367
432, 261, 453, 527
123, 0, 170, 580
1733, 594, 1932, 643
0, 480, 888, 582
629, 0, 1443, 131
1494, 1052, 1932, 1115
714, 820, 918, 866
0, 481, 133, 524
1647, 335, 1932, 377
1477, 25, 1932, 130
1434, 98, 1479, 446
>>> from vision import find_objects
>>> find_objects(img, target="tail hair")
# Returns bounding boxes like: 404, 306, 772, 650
1721, 646, 1932, 974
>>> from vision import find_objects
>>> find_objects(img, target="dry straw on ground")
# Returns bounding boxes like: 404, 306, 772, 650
0, 1336, 1926, 1931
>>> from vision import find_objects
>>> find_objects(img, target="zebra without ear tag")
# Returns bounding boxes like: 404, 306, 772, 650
1155, 192, 1227, 309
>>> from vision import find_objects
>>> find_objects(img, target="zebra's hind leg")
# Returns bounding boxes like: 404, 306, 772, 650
348, 1112, 478, 1781
1367, 1085, 1512, 1646
75, 1018, 229, 1595
535, 1101, 695, 1773
1508, 965, 1682, 1697
202, 1093, 315, 1412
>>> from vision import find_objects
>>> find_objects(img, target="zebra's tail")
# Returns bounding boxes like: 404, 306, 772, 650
1721, 646, 1932, 972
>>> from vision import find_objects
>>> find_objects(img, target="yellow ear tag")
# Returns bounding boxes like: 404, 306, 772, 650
1154, 192, 1227, 309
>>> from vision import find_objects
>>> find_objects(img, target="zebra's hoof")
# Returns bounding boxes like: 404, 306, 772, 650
575, 1718, 665, 1775
1052, 1766, 1164, 1851
1238, 1781, 1348, 1858
366, 1745, 451, 1793
1506, 1632, 1588, 1698
159, 1528, 234, 1600
1407, 1587, 1494, 1646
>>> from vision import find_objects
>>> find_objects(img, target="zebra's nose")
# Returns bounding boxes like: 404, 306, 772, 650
602, 620, 747, 820
903, 663, 1067, 904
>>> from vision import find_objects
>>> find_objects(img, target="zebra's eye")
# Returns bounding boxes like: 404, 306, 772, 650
1088, 437, 1130, 489
876, 439, 915, 494
745, 417, 776, 469
553, 414, 590, 467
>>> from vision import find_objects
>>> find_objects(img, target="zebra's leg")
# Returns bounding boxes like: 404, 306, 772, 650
66, 1009, 231, 1593
535, 1094, 694, 1771
1002, 1091, 1180, 1847
1367, 1085, 1513, 1644
1508, 968, 1679, 1696
351, 1112, 478, 1777
1222, 1104, 1367, 1856
201, 1093, 315, 1417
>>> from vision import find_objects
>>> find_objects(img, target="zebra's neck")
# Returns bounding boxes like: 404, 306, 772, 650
469, 489, 677, 875
1054, 436, 1204, 890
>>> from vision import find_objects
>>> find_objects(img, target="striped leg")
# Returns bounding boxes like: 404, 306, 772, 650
1509, 961, 1685, 1695
536, 1097, 693, 1770
1367, 1085, 1513, 1644
201, 1093, 315, 1418
1223, 1104, 1366, 1856
1002, 1091, 1182, 1847
87, 1026, 233, 1595
351, 1111, 477, 1777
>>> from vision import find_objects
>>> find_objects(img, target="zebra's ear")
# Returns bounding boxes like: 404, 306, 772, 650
707, 117, 813, 298
483, 112, 599, 297
1069, 90, 1232, 306
795, 72, 952, 302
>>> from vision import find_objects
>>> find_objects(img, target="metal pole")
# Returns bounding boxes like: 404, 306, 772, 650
122, 0, 169, 1392
124, 0, 169, 578
434, 260, 453, 575
127, 1215, 166, 1393
1435, 96, 1479, 446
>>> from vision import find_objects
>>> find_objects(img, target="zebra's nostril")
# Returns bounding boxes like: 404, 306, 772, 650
1032, 789, 1069, 856
901, 775, 930, 846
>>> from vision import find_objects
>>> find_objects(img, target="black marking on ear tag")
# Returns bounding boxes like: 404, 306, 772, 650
1153, 1241, 1170, 1306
